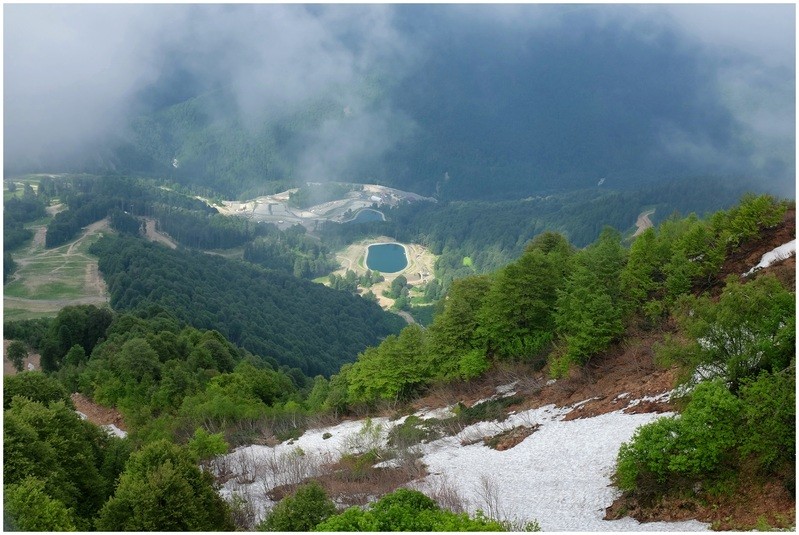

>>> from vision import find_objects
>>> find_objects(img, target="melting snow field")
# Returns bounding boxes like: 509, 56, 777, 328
219, 398, 709, 531
743, 238, 796, 276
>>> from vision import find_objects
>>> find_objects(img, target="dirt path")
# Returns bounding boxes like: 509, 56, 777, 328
632, 209, 655, 238
144, 218, 178, 249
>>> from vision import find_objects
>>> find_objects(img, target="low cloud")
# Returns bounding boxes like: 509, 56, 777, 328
4, 4, 794, 193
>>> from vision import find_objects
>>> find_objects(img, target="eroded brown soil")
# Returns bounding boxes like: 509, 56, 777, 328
70, 392, 127, 432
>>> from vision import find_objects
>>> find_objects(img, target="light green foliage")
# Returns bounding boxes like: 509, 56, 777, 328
96, 440, 234, 531
619, 228, 659, 312
187, 427, 229, 462
667, 380, 743, 476
616, 381, 742, 494
315, 488, 506, 531
459, 349, 491, 379
582, 227, 627, 301
616, 416, 681, 492
347, 324, 429, 405
258, 481, 336, 531
305, 375, 330, 412
662, 248, 696, 300
672, 274, 795, 392
710, 193, 786, 248
4, 477, 77, 531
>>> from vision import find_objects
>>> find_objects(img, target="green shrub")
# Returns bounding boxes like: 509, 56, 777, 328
739, 370, 795, 471
314, 488, 506, 531
451, 395, 523, 426
386, 415, 442, 449
258, 481, 336, 531
616, 380, 744, 498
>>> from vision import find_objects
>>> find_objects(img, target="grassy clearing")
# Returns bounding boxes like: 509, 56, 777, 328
4, 221, 109, 319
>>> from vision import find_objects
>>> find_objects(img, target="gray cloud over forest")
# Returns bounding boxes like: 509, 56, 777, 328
4, 4, 795, 194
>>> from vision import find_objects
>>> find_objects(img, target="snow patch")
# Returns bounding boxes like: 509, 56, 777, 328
218, 398, 709, 531
743, 239, 796, 276
495, 381, 518, 395
103, 424, 127, 438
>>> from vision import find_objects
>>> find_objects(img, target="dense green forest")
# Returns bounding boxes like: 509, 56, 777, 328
88, 235, 405, 377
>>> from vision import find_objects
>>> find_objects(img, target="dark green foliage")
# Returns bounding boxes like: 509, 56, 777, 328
96, 440, 234, 531
258, 481, 336, 531
108, 208, 144, 236
70, 310, 303, 442
4, 253, 18, 283
320, 177, 752, 293
4, 193, 47, 251
427, 275, 492, 380
4, 317, 53, 354
153, 205, 256, 249
738, 368, 795, 472
386, 415, 442, 448
385, 275, 410, 299
244, 224, 337, 278
476, 244, 568, 361
3, 371, 72, 410
89, 234, 403, 377
46, 195, 117, 248
289, 183, 354, 209
448, 396, 524, 427
39, 304, 113, 372
315, 488, 506, 531
6, 340, 27, 372
554, 262, 624, 372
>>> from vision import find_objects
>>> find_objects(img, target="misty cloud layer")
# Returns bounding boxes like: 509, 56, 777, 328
4, 4, 795, 195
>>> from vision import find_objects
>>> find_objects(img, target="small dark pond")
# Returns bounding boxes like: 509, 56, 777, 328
348, 209, 384, 223
365, 243, 407, 273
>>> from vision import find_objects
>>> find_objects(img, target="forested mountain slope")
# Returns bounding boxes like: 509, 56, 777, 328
88, 235, 405, 377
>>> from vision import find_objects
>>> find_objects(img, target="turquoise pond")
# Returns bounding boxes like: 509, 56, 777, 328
365, 243, 408, 273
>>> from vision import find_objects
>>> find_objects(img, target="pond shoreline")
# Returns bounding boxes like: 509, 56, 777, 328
365, 242, 408, 273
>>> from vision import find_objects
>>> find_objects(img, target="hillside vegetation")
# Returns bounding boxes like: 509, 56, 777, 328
3, 192, 794, 531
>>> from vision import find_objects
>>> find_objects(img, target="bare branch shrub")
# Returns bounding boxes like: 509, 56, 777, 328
228, 490, 258, 530
425, 475, 468, 513
474, 472, 504, 521
233, 449, 259, 484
